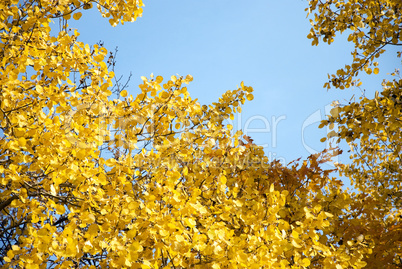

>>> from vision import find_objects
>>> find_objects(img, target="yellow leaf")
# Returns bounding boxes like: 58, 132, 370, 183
55, 204, 65, 215
292, 239, 302, 248
160, 91, 170, 99
220, 175, 227, 185
185, 74, 193, 82
50, 184, 57, 196
185, 218, 196, 228
125, 259, 132, 267
120, 90, 128, 97
105, 159, 116, 167
18, 137, 26, 147
176, 234, 185, 242
36, 85, 43, 94
73, 12, 82, 20
142, 260, 152, 269
156, 75, 163, 83
193, 202, 208, 214
159, 229, 169, 237
7, 250, 14, 259
26, 58, 34, 65
324, 212, 333, 218
301, 258, 310, 267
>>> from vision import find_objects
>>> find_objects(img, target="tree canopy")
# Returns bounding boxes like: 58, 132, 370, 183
0, 0, 400, 268
308, 0, 402, 267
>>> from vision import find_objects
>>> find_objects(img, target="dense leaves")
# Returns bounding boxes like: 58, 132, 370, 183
0, 0, 399, 268
309, 0, 402, 267
307, 0, 402, 89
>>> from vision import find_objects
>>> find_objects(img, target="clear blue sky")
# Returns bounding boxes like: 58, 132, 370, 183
68, 0, 398, 168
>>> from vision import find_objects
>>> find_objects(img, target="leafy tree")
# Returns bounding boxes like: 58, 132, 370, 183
0, 0, 379, 268
307, 0, 402, 267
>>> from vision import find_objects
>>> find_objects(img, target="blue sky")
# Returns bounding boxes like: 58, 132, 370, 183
68, 0, 398, 168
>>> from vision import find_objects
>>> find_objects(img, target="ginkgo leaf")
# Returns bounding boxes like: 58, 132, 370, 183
120, 90, 128, 97
246, 94, 254, 101
291, 239, 302, 248
300, 258, 310, 267
73, 12, 82, 20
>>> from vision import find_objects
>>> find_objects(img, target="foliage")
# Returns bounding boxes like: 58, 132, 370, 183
1, 0, 397, 268
308, 0, 402, 267
307, 0, 402, 89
